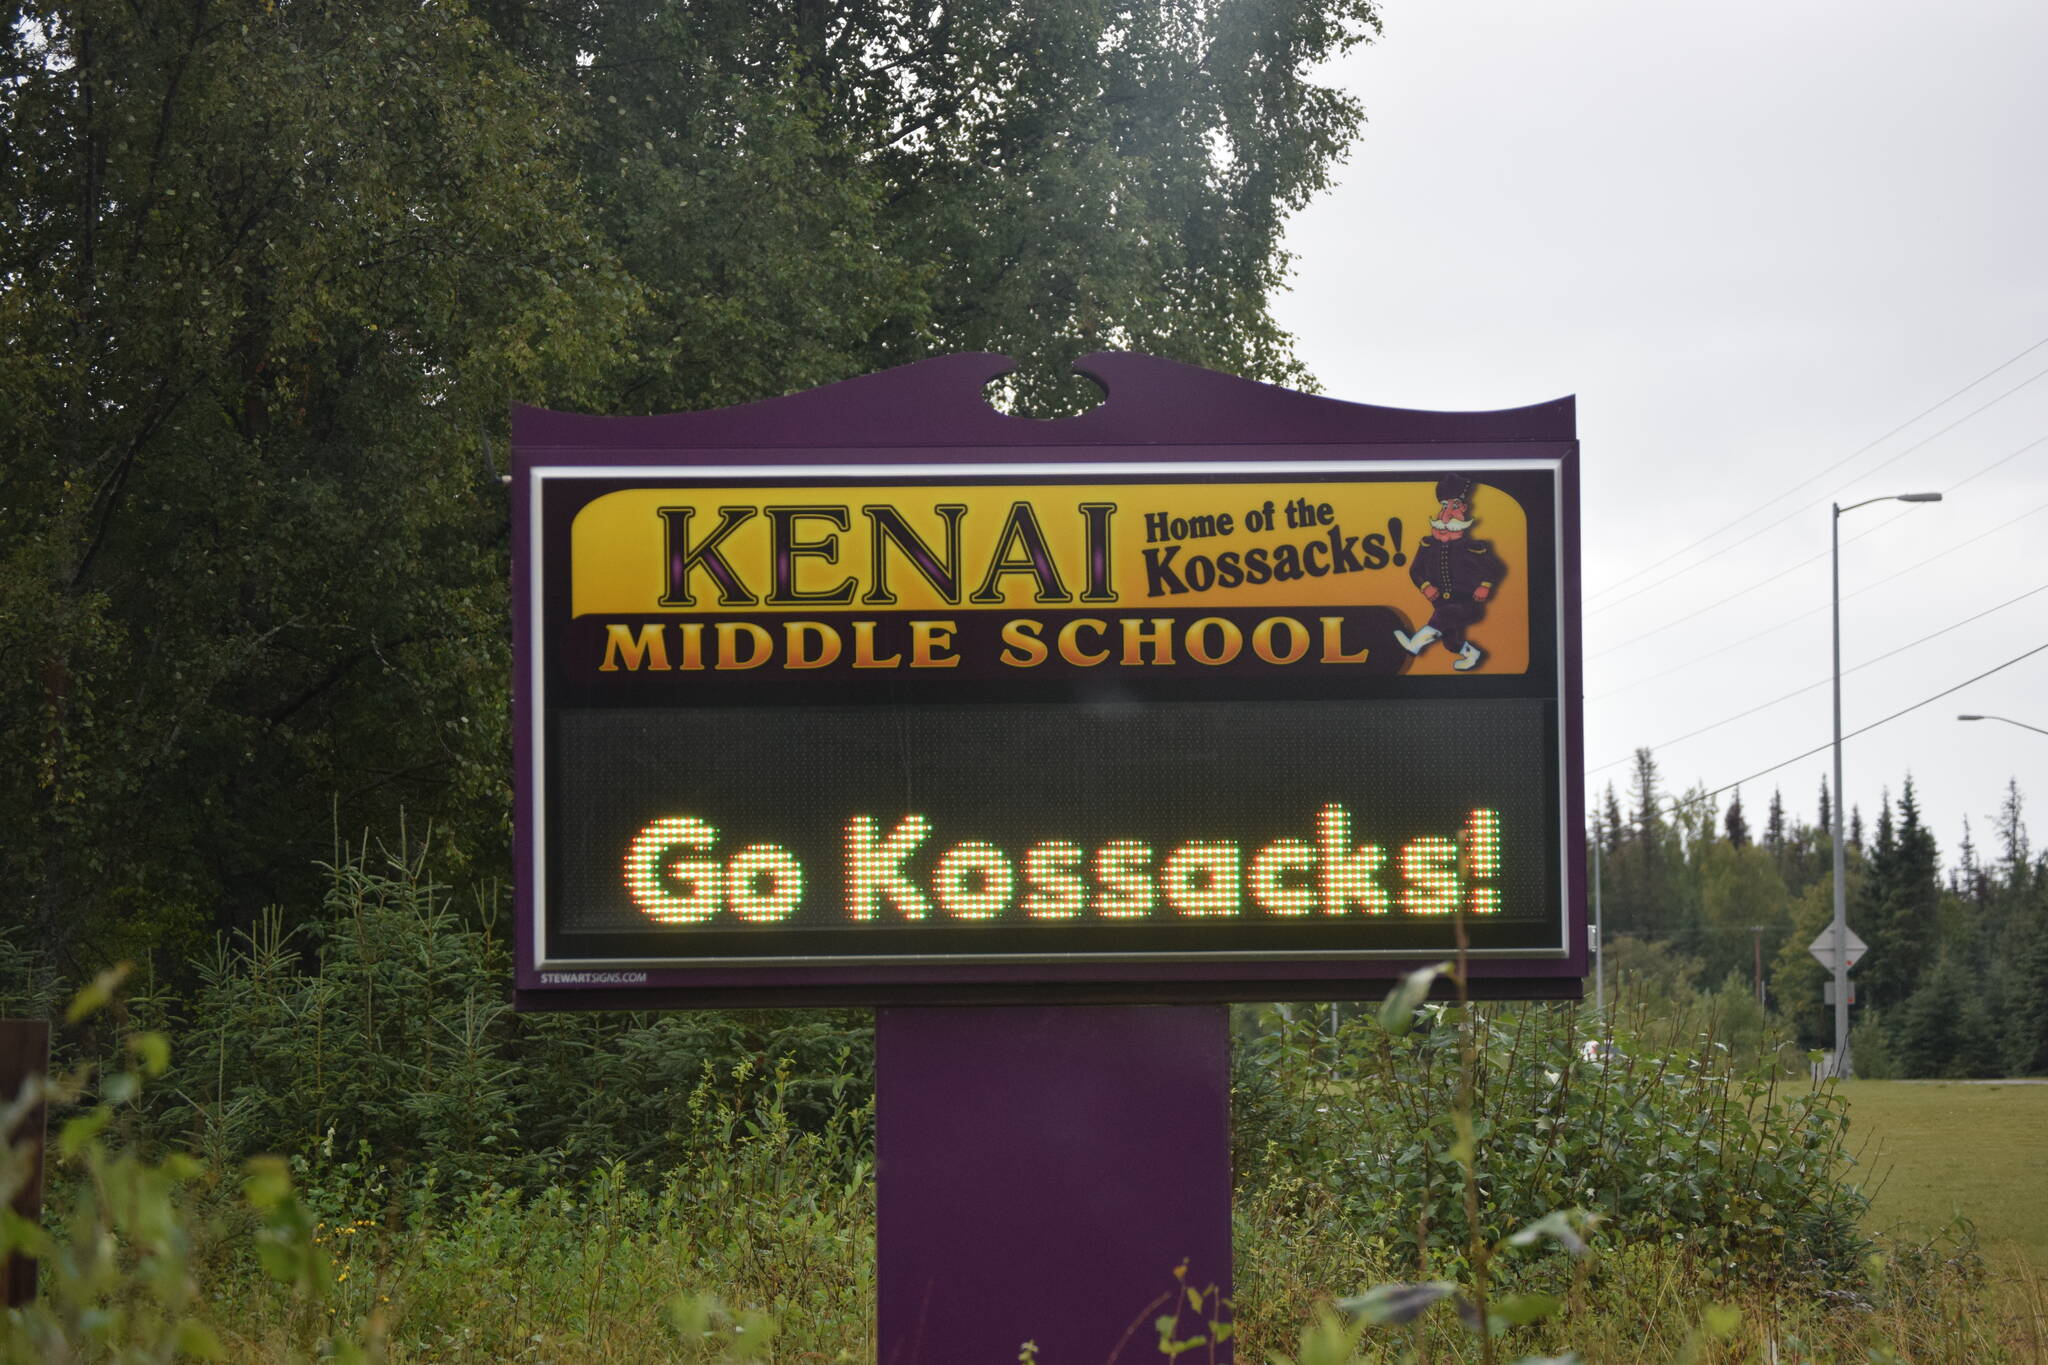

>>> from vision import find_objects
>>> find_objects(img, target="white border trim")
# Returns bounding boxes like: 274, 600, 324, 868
528, 457, 1572, 970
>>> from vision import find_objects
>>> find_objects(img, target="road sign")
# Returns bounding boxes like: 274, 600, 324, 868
1808, 926, 1866, 973
1824, 980, 1857, 1006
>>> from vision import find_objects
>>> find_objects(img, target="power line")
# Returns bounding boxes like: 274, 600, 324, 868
1589, 493, 2048, 688
1585, 330, 2048, 605
1582, 536, 1842, 662
1692, 640, 2048, 802
1588, 456, 2048, 664
1586, 580, 2048, 775
1588, 361, 2048, 618
1944, 429, 2048, 496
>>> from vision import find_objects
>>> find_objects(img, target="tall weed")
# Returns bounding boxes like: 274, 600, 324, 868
219, 1056, 874, 1362
1, 974, 378, 1364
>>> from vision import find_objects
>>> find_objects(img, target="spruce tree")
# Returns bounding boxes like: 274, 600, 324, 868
1609, 749, 1680, 939
1861, 779, 1953, 1061
1853, 795, 1899, 1006
1888, 780, 1943, 996
1893, 948, 1973, 1078
1632, 749, 1663, 851
1724, 789, 1750, 848
1997, 779, 2031, 890
2007, 913, 2048, 1075
1957, 816, 1985, 902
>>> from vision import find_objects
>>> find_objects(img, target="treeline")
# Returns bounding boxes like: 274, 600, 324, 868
1592, 750, 2048, 1078
1, 0, 1381, 981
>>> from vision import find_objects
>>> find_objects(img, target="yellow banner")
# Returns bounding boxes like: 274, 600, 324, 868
570, 480, 1529, 675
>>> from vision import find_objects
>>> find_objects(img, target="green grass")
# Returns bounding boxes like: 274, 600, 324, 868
1843, 1080, 2048, 1269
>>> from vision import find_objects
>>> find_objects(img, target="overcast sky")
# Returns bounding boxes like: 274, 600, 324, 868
1276, 0, 2048, 867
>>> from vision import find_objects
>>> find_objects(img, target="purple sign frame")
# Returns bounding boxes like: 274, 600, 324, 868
510, 352, 1585, 1010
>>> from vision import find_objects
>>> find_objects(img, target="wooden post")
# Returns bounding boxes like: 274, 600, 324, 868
1, 1019, 50, 1307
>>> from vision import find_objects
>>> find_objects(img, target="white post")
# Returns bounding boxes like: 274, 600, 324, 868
1830, 502, 1851, 1079
1593, 836, 1605, 1014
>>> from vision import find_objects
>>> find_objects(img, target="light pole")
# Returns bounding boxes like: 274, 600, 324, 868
1958, 713, 2048, 737
1829, 490, 1942, 1078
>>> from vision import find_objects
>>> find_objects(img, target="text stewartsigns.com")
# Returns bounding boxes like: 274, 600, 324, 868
526, 466, 1570, 978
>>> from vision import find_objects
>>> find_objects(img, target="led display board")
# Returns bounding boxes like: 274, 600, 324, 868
513, 353, 1585, 1006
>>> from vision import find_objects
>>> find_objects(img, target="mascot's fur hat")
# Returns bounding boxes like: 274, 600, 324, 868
1434, 474, 1475, 505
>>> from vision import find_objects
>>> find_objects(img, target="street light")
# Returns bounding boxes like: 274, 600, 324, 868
1958, 714, 2048, 737
1828, 491, 1942, 1079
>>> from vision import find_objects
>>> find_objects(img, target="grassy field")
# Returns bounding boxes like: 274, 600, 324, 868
1842, 1080, 2048, 1269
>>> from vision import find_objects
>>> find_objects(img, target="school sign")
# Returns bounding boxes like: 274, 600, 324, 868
511, 352, 1586, 1007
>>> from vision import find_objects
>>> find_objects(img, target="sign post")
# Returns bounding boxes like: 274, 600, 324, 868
512, 352, 1584, 1360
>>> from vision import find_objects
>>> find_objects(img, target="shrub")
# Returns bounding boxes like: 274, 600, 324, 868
155, 838, 871, 1195
1233, 993, 1871, 1301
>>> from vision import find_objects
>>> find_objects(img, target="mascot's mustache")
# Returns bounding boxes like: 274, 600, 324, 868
1430, 516, 1475, 531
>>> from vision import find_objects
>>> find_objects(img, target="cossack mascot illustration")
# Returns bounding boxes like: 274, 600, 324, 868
1394, 475, 1506, 671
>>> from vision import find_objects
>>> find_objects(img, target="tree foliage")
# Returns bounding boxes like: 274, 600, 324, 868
2, 0, 1381, 970
491, 0, 1380, 411
2, 0, 637, 969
